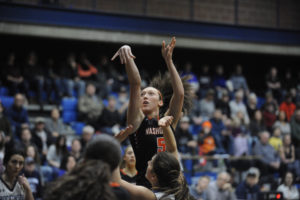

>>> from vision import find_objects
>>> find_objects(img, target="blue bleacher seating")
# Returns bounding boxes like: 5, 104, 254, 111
103, 99, 108, 107
0, 87, 9, 96
257, 97, 265, 109
183, 159, 193, 172
71, 121, 85, 135
0, 96, 14, 109
62, 98, 78, 111
63, 111, 77, 123
184, 172, 192, 185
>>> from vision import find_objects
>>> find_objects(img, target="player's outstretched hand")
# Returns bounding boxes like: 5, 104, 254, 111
161, 37, 176, 62
158, 116, 174, 127
114, 124, 134, 143
111, 45, 136, 64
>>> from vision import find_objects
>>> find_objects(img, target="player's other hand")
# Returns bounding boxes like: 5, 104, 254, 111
161, 37, 176, 62
111, 45, 136, 64
158, 116, 174, 127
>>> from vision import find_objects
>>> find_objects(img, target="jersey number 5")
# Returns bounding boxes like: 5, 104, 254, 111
157, 137, 166, 152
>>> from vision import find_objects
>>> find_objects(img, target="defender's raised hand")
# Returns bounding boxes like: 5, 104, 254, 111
111, 45, 136, 64
161, 37, 176, 62
114, 124, 134, 143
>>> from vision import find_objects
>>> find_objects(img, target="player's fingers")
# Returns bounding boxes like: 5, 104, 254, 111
171, 37, 176, 46
127, 48, 136, 59
121, 48, 128, 64
119, 49, 124, 64
111, 51, 119, 61
162, 41, 166, 50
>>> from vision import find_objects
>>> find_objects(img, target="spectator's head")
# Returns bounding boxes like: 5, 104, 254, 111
3, 148, 25, 178
266, 104, 275, 113
179, 116, 190, 131
232, 117, 241, 129
66, 155, 77, 172
0, 101, 4, 114
25, 144, 40, 165
285, 70, 292, 79
221, 90, 229, 102
202, 121, 212, 134
56, 135, 67, 150
283, 134, 292, 146
235, 64, 243, 75
278, 110, 287, 122
205, 89, 215, 101
216, 65, 224, 75
84, 134, 121, 172
107, 96, 117, 109
273, 126, 281, 138
100, 55, 109, 66
86, 83, 96, 96
236, 111, 245, 123
248, 93, 257, 106
184, 62, 193, 73
202, 64, 209, 74
283, 171, 294, 187
7, 52, 15, 65
118, 86, 128, 99
35, 117, 45, 131
259, 131, 270, 145
27, 51, 37, 66
265, 91, 273, 103
245, 167, 260, 187
254, 110, 263, 121
235, 90, 244, 103
213, 109, 222, 120
71, 138, 82, 153
0, 131, 5, 150
224, 118, 232, 128
270, 67, 277, 77
21, 128, 32, 143
196, 176, 210, 193
67, 53, 76, 63
82, 125, 95, 142
295, 109, 300, 123
24, 156, 36, 173
285, 93, 293, 104
216, 172, 230, 189
51, 108, 60, 121
14, 93, 25, 108
121, 145, 136, 169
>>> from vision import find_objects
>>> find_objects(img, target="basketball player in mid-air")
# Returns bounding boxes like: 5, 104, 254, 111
112, 37, 192, 188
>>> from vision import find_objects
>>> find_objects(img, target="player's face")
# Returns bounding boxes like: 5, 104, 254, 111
124, 147, 136, 166
145, 155, 156, 185
6, 154, 24, 177
141, 87, 162, 115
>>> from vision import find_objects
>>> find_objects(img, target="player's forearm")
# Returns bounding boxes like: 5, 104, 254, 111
162, 126, 178, 159
24, 187, 34, 200
165, 59, 184, 96
125, 59, 141, 86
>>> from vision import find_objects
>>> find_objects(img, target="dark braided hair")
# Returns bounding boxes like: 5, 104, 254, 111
152, 152, 194, 200
149, 73, 193, 118
44, 134, 122, 200
44, 160, 116, 200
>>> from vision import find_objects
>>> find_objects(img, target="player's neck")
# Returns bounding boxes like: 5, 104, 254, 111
124, 166, 137, 177
2, 173, 17, 186
147, 109, 159, 119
